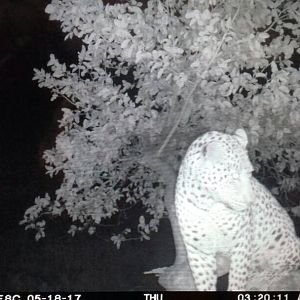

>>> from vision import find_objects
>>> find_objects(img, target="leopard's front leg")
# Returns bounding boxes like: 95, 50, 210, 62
228, 213, 253, 291
185, 244, 218, 291
176, 202, 219, 291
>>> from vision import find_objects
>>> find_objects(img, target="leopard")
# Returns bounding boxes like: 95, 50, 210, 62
174, 128, 300, 291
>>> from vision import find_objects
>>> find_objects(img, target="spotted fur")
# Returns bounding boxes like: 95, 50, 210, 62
175, 129, 300, 291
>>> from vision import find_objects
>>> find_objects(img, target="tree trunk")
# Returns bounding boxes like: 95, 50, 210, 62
140, 152, 196, 290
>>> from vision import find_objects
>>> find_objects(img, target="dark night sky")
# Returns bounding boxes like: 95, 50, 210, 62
0, 0, 72, 225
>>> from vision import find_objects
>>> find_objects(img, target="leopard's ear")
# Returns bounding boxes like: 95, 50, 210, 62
234, 128, 248, 148
202, 141, 224, 163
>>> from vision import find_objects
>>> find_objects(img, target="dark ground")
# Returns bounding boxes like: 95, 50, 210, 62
0, 0, 299, 292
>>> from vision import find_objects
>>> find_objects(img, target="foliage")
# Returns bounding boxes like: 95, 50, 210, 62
21, 0, 300, 243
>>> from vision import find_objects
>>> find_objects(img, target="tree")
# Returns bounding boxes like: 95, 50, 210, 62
21, 0, 300, 290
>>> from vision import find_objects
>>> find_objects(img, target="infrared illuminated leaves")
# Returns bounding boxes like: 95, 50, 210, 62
21, 0, 300, 245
